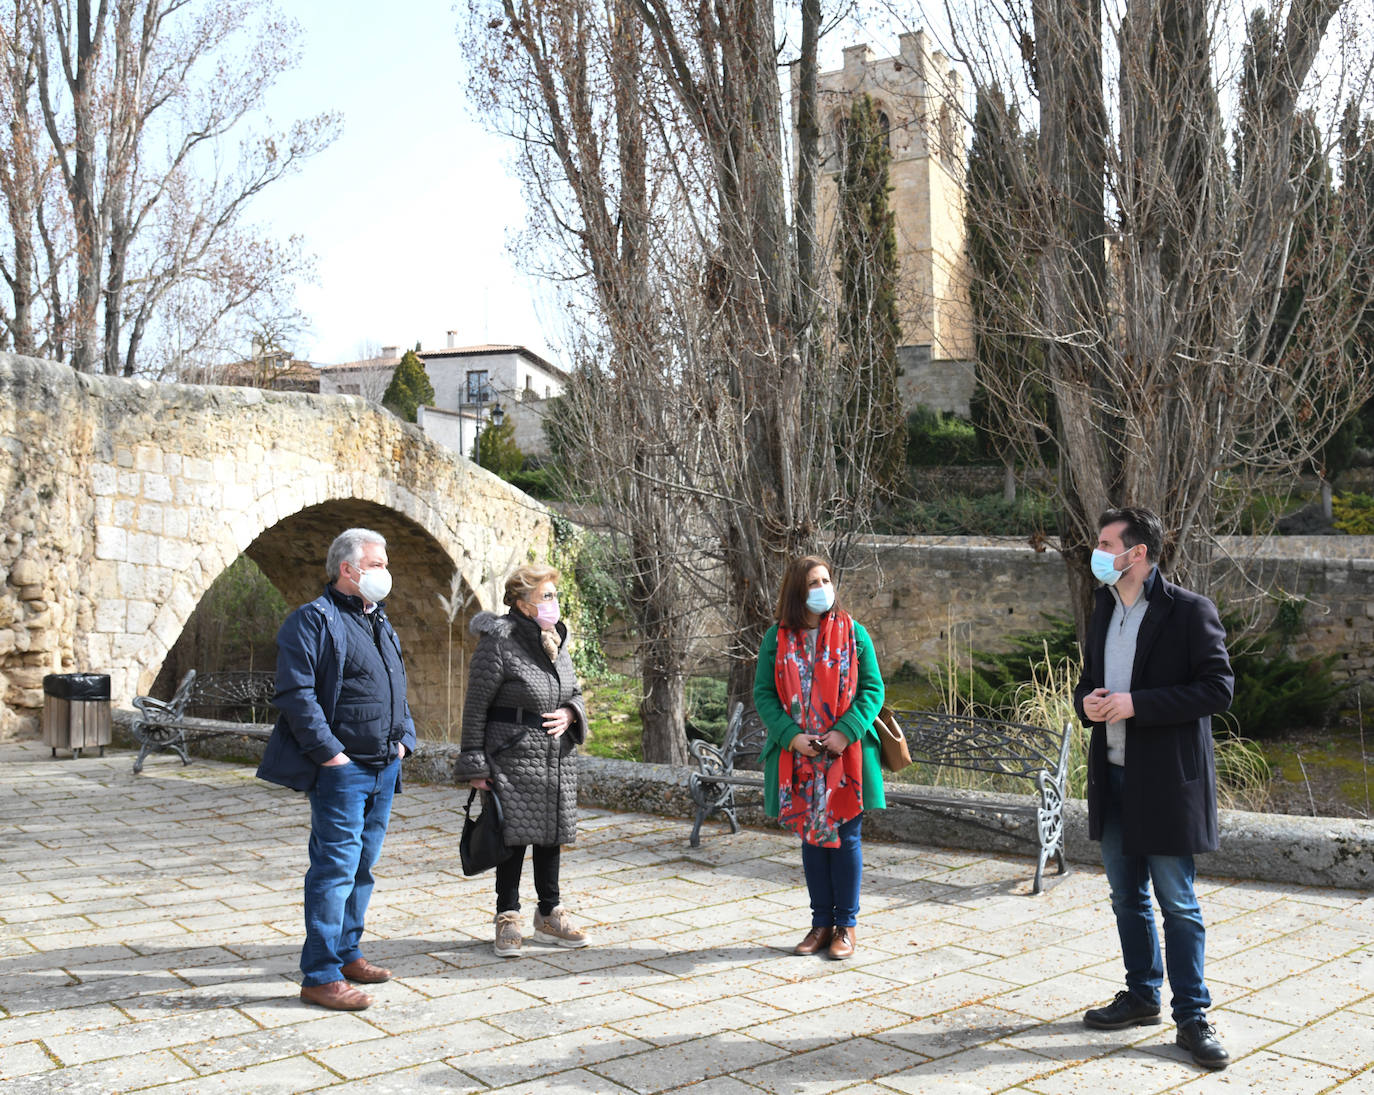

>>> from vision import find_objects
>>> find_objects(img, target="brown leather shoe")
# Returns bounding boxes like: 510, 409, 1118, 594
340, 958, 392, 984
300, 980, 373, 1011
793, 926, 833, 955
827, 925, 856, 960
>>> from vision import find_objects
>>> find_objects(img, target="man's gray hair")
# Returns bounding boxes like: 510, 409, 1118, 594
326, 528, 387, 581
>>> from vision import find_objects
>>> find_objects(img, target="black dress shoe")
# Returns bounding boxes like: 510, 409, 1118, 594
1177, 1017, 1230, 1070
1083, 989, 1162, 1030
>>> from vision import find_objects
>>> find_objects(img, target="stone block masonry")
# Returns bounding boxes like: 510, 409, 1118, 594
849, 534, 1374, 690
0, 353, 554, 736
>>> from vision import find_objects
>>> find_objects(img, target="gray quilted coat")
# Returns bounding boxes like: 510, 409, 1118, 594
453, 610, 587, 846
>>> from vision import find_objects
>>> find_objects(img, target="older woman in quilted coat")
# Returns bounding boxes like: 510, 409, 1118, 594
455, 564, 590, 957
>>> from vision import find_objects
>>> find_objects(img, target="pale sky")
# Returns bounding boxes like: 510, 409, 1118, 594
250, 1, 560, 366
249, 2, 922, 369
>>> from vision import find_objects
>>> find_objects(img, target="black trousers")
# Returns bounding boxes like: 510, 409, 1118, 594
495, 843, 561, 915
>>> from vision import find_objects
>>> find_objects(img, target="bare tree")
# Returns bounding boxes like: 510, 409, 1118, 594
0, 1, 68, 359
467, 0, 910, 760
1, 0, 336, 375
629, 0, 816, 707
340, 341, 399, 405
465, 0, 701, 762
951, 0, 1374, 631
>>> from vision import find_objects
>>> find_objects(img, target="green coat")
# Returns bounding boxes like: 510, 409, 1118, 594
753, 620, 887, 817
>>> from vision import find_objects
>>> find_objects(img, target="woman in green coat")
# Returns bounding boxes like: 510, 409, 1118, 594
753, 555, 885, 960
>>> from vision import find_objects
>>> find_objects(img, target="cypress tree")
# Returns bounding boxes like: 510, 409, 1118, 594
382, 350, 436, 422
836, 93, 904, 498
475, 415, 524, 477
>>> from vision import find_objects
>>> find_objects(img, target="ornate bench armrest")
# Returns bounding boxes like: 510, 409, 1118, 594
688, 739, 726, 774
132, 695, 180, 725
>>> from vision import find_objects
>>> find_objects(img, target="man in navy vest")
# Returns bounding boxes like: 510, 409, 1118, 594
258, 528, 416, 1010
1075, 506, 1234, 1069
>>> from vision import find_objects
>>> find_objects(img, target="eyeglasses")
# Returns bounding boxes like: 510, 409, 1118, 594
527, 591, 559, 603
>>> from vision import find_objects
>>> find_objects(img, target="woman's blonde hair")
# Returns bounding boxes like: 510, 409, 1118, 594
503, 564, 561, 607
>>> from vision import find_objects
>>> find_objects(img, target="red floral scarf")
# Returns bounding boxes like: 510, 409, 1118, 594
774, 610, 864, 846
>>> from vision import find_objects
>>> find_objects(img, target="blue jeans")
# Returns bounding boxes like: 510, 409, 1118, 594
1100, 764, 1210, 1023
301, 757, 398, 986
800, 813, 863, 928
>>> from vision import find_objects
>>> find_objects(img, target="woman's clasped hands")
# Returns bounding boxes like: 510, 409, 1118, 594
792, 728, 847, 757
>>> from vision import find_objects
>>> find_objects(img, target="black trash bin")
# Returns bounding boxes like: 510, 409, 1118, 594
42, 673, 112, 759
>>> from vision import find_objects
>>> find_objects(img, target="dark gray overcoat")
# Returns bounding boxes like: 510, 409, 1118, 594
1074, 573, 1234, 856
453, 610, 587, 846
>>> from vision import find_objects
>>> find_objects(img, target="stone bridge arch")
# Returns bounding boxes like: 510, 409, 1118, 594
0, 353, 554, 734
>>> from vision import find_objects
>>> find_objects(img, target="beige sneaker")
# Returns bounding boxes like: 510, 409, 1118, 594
493, 910, 523, 958
533, 905, 589, 948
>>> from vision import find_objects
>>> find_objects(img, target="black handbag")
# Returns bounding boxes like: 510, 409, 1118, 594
459, 788, 513, 876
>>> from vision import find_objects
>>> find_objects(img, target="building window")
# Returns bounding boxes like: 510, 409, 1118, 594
340, 384, 360, 395
877, 109, 891, 150
466, 370, 490, 402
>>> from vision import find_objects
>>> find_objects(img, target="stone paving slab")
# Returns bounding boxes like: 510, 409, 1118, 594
1, 742, 1371, 1093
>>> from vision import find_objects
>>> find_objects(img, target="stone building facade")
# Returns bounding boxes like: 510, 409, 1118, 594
802, 33, 976, 415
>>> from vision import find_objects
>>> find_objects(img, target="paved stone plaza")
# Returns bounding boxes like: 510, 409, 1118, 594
1, 741, 1370, 1094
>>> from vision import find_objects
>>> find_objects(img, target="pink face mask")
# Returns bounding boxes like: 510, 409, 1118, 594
534, 601, 560, 629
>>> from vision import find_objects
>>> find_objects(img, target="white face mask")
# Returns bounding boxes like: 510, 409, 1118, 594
354, 565, 392, 603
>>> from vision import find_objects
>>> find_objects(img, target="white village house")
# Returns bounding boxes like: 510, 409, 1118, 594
317, 335, 568, 459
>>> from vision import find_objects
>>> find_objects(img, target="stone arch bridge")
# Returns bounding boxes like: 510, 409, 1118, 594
0, 354, 556, 734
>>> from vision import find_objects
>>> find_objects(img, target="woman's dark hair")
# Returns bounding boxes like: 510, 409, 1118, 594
775, 554, 839, 630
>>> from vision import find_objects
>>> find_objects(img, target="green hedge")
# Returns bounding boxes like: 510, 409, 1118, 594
906, 407, 989, 466
877, 491, 1059, 536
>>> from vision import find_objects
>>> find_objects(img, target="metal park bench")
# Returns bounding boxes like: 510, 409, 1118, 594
688, 702, 1073, 894
131, 669, 277, 774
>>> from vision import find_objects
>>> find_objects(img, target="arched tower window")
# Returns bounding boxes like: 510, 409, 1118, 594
938, 103, 956, 161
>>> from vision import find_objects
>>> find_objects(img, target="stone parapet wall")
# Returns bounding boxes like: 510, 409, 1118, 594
848, 535, 1374, 687
108, 716, 1373, 890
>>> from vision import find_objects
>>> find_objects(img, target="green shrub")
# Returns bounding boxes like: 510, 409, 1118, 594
685, 676, 730, 743
1225, 641, 1342, 737
930, 608, 1339, 740
1212, 606, 1343, 738
475, 416, 524, 478
921, 614, 1077, 715
906, 406, 987, 466
546, 519, 624, 679
509, 466, 563, 500
877, 490, 1059, 536
1332, 491, 1374, 534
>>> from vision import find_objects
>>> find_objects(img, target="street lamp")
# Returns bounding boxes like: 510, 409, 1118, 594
474, 387, 505, 468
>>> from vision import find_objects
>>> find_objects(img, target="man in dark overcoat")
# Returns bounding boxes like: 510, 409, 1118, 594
1073, 506, 1234, 1070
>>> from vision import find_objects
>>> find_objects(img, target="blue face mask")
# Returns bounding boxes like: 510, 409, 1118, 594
1090, 547, 1132, 586
806, 585, 835, 614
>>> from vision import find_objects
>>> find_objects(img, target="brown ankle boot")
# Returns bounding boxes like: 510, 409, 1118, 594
793, 926, 833, 955
827, 925, 856, 959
